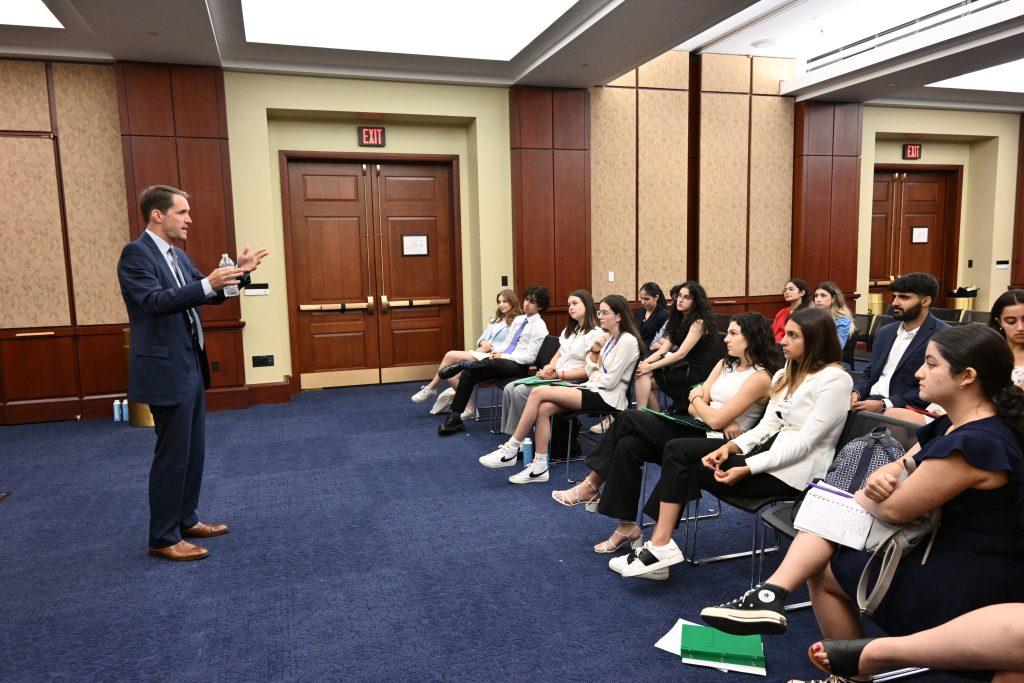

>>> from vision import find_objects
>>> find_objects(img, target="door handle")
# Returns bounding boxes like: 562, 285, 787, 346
380, 294, 390, 312
387, 298, 452, 308
367, 295, 374, 311
298, 302, 370, 312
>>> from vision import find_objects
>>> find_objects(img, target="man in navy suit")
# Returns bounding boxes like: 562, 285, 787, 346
118, 185, 268, 561
852, 272, 948, 412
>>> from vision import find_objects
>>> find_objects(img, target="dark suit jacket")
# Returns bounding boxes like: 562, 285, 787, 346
117, 234, 246, 406
853, 313, 949, 409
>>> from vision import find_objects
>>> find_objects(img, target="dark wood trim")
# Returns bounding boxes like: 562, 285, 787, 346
82, 393, 127, 420
205, 385, 251, 412
634, 81, 640, 297
744, 58, 753, 301
249, 379, 291, 405
450, 156, 465, 349
686, 54, 701, 281
3, 397, 82, 424
0, 326, 75, 339
0, 130, 52, 137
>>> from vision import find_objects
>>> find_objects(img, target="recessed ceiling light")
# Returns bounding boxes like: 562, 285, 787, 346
751, 38, 777, 49
0, 0, 63, 28
241, 0, 578, 62
927, 57, 1024, 94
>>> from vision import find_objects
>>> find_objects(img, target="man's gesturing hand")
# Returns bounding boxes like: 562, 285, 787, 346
208, 266, 245, 291
236, 244, 269, 273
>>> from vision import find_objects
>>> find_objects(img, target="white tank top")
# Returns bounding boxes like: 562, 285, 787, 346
709, 364, 767, 431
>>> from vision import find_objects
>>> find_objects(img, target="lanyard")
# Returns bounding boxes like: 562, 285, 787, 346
599, 333, 622, 373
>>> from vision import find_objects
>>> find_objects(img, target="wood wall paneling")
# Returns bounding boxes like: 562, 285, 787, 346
552, 89, 588, 150
0, 334, 81, 423
699, 92, 748, 297
589, 87, 636, 299
170, 66, 226, 138
118, 63, 175, 136
0, 60, 51, 131
792, 155, 834, 287
517, 148, 556, 291
552, 149, 589, 302
832, 104, 863, 157
128, 136, 180, 239
748, 95, 794, 295
76, 326, 129, 397
510, 86, 553, 149
0, 137, 72, 328
700, 54, 750, 94
828, 156, 861, 290
637, 51, 689, 90
638, 88, 687, 290
795, 101, 834, 157
52, 63, 131, 326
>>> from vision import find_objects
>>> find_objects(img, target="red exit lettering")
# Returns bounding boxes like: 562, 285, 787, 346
358, 127, 386, 147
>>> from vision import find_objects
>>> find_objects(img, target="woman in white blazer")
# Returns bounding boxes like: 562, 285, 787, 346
479, 295, 642, 485
615, 307, 852, 578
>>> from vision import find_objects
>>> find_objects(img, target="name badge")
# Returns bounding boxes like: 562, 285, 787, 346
777, 395, 794, 415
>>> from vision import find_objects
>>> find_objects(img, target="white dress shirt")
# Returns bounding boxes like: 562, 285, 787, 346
869, 322, 920, 408
501, 313, 549, 366
731, 365, 853, 490
555, 326, 603, 372
145, 230, 214, 298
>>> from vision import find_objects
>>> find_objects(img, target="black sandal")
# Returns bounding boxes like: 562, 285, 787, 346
808, 638, 876, 678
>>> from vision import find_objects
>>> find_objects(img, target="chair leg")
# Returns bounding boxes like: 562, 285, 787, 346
488, 385, 501, 434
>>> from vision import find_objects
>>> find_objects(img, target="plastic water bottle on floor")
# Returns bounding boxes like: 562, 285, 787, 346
522, 438, 533, 467
219, 253, 240, 297
120, 399, 129, 423
113, 400, 121, 422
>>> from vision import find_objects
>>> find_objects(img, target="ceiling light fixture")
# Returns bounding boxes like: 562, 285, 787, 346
0, 0, 63, 29
751, 38, 777, 49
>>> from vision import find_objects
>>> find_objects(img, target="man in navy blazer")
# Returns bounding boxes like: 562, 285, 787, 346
852, 272, 949, 412
118, 185, 267, 561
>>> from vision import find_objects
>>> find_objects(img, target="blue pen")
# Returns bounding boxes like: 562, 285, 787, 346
807, 481, 855, 499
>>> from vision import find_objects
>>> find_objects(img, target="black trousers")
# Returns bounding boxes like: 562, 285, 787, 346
147, 356, 206, 548
450, 358, 529, 414
590, 409, 710, 521
643, 437, 798, 521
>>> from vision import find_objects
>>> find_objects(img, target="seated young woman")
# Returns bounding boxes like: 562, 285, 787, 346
886, 288, 1024, 426
550, 312, 780, 558
617, 308, 852, 578
698, 324, 1024, 677
813, 281, 855, 349
773, 278, 813, 342
412, 288, 521, 417
497, 290, 601, 439
635, 281, 723, 411
634, 282, 670, 352
478, 295, 641, 485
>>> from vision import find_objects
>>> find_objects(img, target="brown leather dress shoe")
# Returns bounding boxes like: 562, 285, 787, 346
148, 540, 209, 561
182, 521, 229, 538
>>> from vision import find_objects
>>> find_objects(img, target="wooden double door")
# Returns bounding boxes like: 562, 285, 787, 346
285, 158, 459, 389
870, 167, 961, 306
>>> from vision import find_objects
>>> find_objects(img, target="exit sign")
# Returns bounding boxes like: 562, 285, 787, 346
358, 126, 386, 147
902, 143, 922, 160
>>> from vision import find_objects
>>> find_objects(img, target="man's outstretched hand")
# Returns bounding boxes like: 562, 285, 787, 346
236, 244, 269, 273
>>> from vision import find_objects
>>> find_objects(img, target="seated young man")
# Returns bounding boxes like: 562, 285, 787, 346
437, 285, 550, 435
851, 272, 949, 413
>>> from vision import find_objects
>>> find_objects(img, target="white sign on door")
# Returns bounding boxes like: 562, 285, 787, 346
402, 235, 428, 256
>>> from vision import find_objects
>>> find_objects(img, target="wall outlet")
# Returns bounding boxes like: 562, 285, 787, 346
210, 360, 220, 372
252, 355, 275, 367
967, 259, 973, 268
608, 271, 615, 283
501, 275, 508, 286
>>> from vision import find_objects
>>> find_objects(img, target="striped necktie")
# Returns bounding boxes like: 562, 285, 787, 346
168, 249, 205, 350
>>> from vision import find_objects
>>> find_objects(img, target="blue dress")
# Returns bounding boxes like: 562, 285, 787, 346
831, 415, 1024, 642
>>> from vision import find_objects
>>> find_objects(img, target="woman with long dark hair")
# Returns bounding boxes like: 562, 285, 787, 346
479, 295, 641, 485
990, 289, 1024, 387
615, 308, 852, 578
635, 281, 722, 411
551, 312, 780, 558
773, 278, 812, 342
635, 282, 670, 351
498, 290, 601, 436
700, 324, 1024, 683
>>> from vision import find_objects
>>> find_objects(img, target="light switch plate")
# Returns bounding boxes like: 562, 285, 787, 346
608, 271, 615, 282
244, 288, 269, 296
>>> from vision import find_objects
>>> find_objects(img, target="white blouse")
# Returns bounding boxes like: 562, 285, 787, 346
708, 364, 767, 432
581, 333, 641, 411
555, 326, 602, 372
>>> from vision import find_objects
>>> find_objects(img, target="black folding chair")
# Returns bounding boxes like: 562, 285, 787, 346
930, 307, 960, 322
483, 335, 560, 434
962, 309, 989, 324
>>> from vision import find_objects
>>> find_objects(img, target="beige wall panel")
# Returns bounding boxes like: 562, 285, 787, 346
590, 87, 636, 300
638, 51, 689, 90
639, 89, 687, 290
0, 137, 71, 328
748, 96, 794, 295
699, 93, 748, 298
752, 57, 796, 95
53, 63, 131, 325
607, 70, 636, 88
0, 60, 51, 131
701, 54, 750, 94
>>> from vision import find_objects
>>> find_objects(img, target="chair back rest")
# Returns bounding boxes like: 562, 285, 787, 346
535, 335, 561, 368
713, 312, 733, 333
841, 326, 858, 365
963, 309, 989, 324
871, 315, 895, 346
931, 307, 960, 322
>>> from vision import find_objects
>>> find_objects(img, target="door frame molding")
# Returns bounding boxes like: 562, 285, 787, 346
872, 163, 963, 307
278, 150, 464, 394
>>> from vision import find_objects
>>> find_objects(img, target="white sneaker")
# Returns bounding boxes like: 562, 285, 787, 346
620, 539, 684, 577
479, 442, 520, 468
589, 415, 613, 434
460, 406, 478, 421
508, 464, 549, 484
429, 388, 456, 414
411, 386, 436, 403
609, 551, 669, 581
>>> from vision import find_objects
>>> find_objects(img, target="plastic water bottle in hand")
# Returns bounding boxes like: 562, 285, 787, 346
219, 253, 240, 297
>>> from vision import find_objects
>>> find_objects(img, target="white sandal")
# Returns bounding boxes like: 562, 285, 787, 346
594, 524, 642, 554
551, 480, 601, 512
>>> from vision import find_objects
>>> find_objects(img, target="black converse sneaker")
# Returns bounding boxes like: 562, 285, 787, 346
699, 583, 789, 635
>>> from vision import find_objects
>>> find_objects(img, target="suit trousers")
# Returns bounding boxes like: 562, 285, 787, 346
147, 353, 206, 548
501, 382, 533, 435
643, 438, 798, 521
450, 358, 529, 415
590, 410, 710, 521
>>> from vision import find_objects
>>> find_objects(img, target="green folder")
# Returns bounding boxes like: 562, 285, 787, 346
640, 407, 712, 432
511, 376, 576, 387
680, 625, 765, 668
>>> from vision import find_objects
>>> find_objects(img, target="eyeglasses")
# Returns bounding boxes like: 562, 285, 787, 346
596, 310, 611, 317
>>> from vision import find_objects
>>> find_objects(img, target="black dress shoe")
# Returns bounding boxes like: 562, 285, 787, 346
438, 361, 468, 380
438, 414, 465, 435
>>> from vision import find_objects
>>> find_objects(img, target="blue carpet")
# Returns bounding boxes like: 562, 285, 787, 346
0, 383, 962, 681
